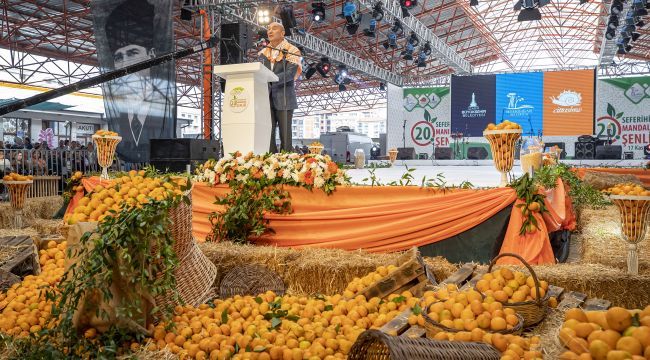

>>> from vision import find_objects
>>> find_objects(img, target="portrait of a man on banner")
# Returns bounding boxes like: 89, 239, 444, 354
91, 0, 176, 163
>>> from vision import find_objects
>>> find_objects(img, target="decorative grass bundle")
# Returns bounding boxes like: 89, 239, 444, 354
199, 242, 458, 297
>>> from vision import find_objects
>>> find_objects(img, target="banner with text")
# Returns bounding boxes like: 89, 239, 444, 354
596, 76, 650, 158
496, 72, 543, 136
402, 87, 451, 155
543, 69, 595, 136
451, 74, 496, 137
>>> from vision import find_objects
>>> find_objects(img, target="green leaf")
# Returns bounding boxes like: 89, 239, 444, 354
324, 305, 333, 311
632, 313, 641, 327
424, 109, 431, 122
616, 112, 624, 119
270, 317, 282, 329
412, 303, 422, 316
221, 308, 229, 324
607, 103, 616, 117
253, 345, 266, 353
335, 324, 340, 334
234, 343, 240, 354
254, 297, 263, 304
286, 315, 300, 322
392, 296, 406, 304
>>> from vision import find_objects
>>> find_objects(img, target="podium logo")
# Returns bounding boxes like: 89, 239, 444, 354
229, 86, 249, 113
549, 90, 582, 113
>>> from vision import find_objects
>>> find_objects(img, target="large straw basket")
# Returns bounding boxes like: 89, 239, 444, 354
168, 190, 194, 260
424, 310, 524, 336
348, 329, 501, 360
92, 135, 121, 180
481, 253, 549, 327
4, 180, 33, 228
609, 194, 650, 275
483, 129, 522, 187
160, 241, 217, 307
219, 264, 285, 299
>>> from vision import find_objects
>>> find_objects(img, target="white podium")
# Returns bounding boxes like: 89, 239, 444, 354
215, 62, 279, 155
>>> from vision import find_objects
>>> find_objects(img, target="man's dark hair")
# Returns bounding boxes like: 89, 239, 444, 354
105, 0, 155, 54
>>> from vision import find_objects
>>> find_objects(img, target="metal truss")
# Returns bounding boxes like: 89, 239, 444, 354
295, 87, 386, 117
215, 4, 403, 85
598, 0, 630, 65
599, 59, 650, 77
355, 0, 472, 74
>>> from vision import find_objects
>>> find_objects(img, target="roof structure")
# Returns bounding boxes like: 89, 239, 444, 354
0, 0, 649, 118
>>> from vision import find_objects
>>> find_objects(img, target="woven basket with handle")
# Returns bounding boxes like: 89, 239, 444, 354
479, 252, 549, 328
348, 329, 501, 360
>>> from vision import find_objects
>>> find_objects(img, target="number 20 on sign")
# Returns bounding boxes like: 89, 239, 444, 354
411, 121, 435, 146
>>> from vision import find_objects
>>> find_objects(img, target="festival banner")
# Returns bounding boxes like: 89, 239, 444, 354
91, 0, 176, 163
496, 72, 543, 136
596, 76, 650, 158
451, 75, 496, 137
402, 87, 451, 155
543, 69, 595, 136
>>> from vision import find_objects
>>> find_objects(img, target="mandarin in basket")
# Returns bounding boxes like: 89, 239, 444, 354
477, 268, 549, 304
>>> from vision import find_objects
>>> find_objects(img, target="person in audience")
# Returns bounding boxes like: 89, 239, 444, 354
24, 137, 33, 150
0, 150, 12, 176
11, 151, 29, 174
32, 150, 47, 175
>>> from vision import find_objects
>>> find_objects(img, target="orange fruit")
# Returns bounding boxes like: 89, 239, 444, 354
606, 307, 633, 332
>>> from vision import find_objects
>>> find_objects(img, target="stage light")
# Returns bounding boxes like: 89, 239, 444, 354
304, 63, 317, 79
256, 29, 269, 47
382, 32, 397, 49
407, 31, 420, 46
379, 82, 386, 91
515, 0, 549, 21
611, 0, 624, 15
316, 57, 331, 77
608, 15, 619, 30
258, 7, 271, 25
312, 2, 326, 22
402, 42, 414, 60
422, 41, 432, 56
372, 2, 384, 21
579, 0, 589, 4
638, 19, 645, 27
280, 5, 297, 36
180, 0, 193, 21
334, 65, 350, 91
632, 32, 641, 41
391, 20, 404, 34
417, 51, 427, 67
470, 0, 479, 6
606, 27, 616, 40
364, 19, 377, 37
343, 1, 360, 24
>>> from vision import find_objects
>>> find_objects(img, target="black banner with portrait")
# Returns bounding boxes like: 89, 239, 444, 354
91, 0, 176, 163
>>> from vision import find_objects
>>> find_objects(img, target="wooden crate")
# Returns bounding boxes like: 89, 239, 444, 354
0, 236, 39, 277
27, 175, 61, 198
352, 248, 435, 301
379, 263, 611, 339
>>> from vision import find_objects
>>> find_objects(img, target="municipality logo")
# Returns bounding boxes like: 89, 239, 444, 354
461, 92, 486, 118
549, 90, 582, 113
503, 92, 533, 117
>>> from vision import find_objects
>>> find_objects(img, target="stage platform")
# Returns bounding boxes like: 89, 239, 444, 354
351, 159, 648, 187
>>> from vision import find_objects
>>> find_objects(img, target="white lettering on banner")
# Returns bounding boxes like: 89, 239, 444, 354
76, 124, 96, 134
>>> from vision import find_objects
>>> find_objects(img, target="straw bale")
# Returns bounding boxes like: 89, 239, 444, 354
577, 205, 650, 274
0, 196, 63, 229
199, 242, 457, 297
582, 171, 642, 190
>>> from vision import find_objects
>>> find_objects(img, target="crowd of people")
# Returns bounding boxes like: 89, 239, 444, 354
0, 137, 97, 177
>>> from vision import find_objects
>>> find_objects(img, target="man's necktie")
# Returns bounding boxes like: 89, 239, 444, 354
131, 120, 142, 143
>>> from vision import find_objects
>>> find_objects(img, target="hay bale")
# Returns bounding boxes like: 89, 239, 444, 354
582, 171, 642, 190
577, 205, 650, 274
199, 242, 457, 297
0, 196, 63, 229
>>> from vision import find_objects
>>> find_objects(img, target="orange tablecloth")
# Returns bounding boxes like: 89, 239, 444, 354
66, 177, 576, 265
575, 167, 650, 187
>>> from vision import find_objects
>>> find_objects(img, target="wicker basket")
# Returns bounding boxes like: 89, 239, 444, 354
480, 252, 550, 328
92, 135, 121, 180
348, 329, 501, 360
156, 241, 217, 308
424, 311, 524, 336
219, 264, 285, 299
4, 180, 33, 228
167, 189, 194, 260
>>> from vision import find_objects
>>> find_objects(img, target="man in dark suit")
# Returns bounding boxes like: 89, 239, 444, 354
259, 22, 302, 153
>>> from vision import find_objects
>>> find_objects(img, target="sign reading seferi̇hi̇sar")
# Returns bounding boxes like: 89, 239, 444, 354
402, 87, 451, 154
596, 76, 650, 158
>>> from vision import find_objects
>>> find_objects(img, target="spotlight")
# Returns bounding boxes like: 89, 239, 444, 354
312, 2, 326, 22
334, 65, 350, 91
316, 57, 331, 77
407, 31, 420, 46
638, 19, 645, 27
379, 82, 386, 91
382, 32, 397, 49
470, 0, 479, 6
422, 41, 432, 56
611, 0, 624, 15
304, 63, 317, 79
606, 28, 616, 40
417, 51, 427, 67
632, 32, 641, 41
391, 20, 404, 35
401, 0, 417, 9
180, 0, 192, 21
372, 2, 384, 21
256, 29, 269, 47
608, 15, 619, 30
364, 19, 377, 37
343, 0, 360, 24
258, 7, 271, 25
579, 0, 589, 4
279, 5, 297, 36
402, 43, 414, 60
515, 0, 549, 21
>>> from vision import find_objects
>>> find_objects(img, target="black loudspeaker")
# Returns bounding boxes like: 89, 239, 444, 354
578, 135, 596, 143
219, 23, 252, 65
574, 142, 595, 159
624, 152, 634, 160
595, 145, 622, 160
544, 142, 566, 159
150, 139, 220, 172
397, 147, 415, 160
434, 147, 452, 160
467, 147, 488, 160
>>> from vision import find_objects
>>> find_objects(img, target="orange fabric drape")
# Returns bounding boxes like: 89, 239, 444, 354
575, 167, 650, 187
542, 178, 566, 233
65, 177, 112, 215
192, 183, 517, 253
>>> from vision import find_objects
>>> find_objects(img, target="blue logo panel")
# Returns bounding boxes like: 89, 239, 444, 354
496, 72, 544, 136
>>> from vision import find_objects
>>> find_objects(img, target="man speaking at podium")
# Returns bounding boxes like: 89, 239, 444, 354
259, 22, 302, 153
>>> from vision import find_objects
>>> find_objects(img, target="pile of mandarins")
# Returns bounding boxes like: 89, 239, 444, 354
343, 265, 399, 298
0, 240, 65, 337
475, 268, 556, 306
485, 121, 523, 132
93, 129, 119, 137
558, 306, 650, 360
603, 183, 650, 197
64, 170, 184, 225
2, 172, 33, 182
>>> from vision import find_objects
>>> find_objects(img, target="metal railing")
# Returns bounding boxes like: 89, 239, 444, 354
0, 149, 145, 201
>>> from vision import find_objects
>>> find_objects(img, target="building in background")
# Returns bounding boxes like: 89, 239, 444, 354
292, 107, 386, 140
